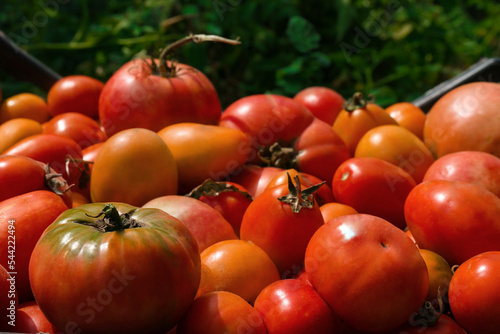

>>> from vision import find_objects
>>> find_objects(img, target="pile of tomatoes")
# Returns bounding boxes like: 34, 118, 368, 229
0, 43, 500, 334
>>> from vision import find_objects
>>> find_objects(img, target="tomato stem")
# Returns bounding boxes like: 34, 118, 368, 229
186, 179, 253, 201
343, 92, 375, 112
157, 33, 241, 78
44, 163, 72, 195
278, 173, 324, 213
258, 142, 297, 169
85, 204, 142, 232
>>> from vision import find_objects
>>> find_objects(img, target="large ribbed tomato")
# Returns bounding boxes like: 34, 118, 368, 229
29, 203, 200, 334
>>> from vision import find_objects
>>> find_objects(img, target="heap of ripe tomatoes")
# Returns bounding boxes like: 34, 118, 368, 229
0, 38, 500, 334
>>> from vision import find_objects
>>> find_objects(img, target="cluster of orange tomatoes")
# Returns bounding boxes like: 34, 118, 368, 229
0, 48, 499, 334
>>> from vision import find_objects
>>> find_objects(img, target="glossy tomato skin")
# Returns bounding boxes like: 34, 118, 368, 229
293, 86, 345, 125
3, 134, 83, 186
13, 301, 59, 333
385, 101, 427, 140
230, 165, 285, 198
99, 59, 221, 137
0, 191, 68, 302
0, 118, 43, 154
405, 180, 500, 266
254, 279, 335, 334
332, 157, 417, 229
47, 75, 104, 118
0, 93, 51, 124
448, 251, 500, 334
305, 214, 429, 333
29, 203, 201, 334
42, 112, 107, 149
423, 151, 500, 197
424, 82, 500, 158
240, 181, 325, 277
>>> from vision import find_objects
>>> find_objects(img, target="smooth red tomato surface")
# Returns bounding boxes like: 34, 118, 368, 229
47, 75, 104, 118
177, 291, 267, 334
424, 82, 500, 158
13, 301, 59, 334
332, 157, 416, 229
423, 151, 500, 197
448, 251, 500, 334
42, 112, 107, 149
254, 279, 335, 334
29, 203, 200, 334
99, 59, 221, 137
230, 165, 285, 198
293, 86, 345, 125
0, 191, 68, 302
405, 180, 500, 266
305, 214, 428, 333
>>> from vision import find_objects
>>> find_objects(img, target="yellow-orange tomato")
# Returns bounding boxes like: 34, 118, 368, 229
320, 202, 358, 223
0, 118, 43, 153
197, 239, 280, 304
354, 125, 435, 183
419, 248, 453, 303
333, 92, 397, 155
71, 192, 90, 208
158, 123, 250, 194
90, 128, 178, 206
385, 102, 427, 140
0, 93, 51, 124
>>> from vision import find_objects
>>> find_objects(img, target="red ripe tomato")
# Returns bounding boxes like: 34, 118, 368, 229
305, 214, 429, 333
13, 301, 59, 333
424, 82, 500, 158
0, 155, 73, 207
42, 112, 107, 149
293, 86, 345, 125
1, 264, 16, 332
240, 174, 325, 277
448, 251, 500, 334
177, 291, 267, 334
99, 58, 221, 137
230, 165, 285, 198
29, 203, 201, 334
47, 75, 104, 118
423, 151, 500, 197
405, 180, 500, 266
3, 134, 83, 185
254, 279, 335, 334
0, 190, 69, 302
332, 157, 417, 229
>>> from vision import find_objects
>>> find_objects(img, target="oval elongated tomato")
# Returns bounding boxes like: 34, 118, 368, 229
3, 133, 83, 185
333, 92, 397, 155
448, 251, 500, 334
0, 118, 43, 154
29, 203, 201, 334
158, 123, 250, 194
424, 82, 500, 158
332, 157, 416, 229
0, 191, 68, 302
405, 180, 500, 265
0, 93, 50, 124
99, 58, 221, 137
355, 124, 435, 183
305, 214, 428, 332
90, 128, 178, 206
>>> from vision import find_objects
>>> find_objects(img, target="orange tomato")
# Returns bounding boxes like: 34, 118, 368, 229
90, 128, 178, 206
333, 92, 397, 155
0, 118, 43, 153
71, 192, 90, 208
197, 239, 280, 304
354, 125, 435, 183
418, 249, 453, 304
320, 202, 358, 223
385, 102, 426, 140
0, 93, 51, 124
158, 123, 250, 194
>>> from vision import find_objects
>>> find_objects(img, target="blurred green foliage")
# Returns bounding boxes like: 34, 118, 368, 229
1, 0, 499, 108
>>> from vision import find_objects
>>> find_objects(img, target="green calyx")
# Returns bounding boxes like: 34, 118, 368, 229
278, 173, 325, 213
84, 204, 142, 233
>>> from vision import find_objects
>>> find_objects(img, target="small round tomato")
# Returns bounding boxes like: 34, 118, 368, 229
177, 291, 267, 334
293, 86, 345, 125
332, 157, 417, 229
47, 75, 104, 118
0, 118, 43, 153
254, 279, 335, 334
197, 239, 280, 304
42, 112, 107, 149
385, 101, 427, 140
0, 93, 51, 124
90, 128, 178, 206
355, 124, 435, 183
448, 251, 500, 334
305, 214, 429, 333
